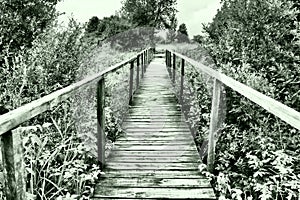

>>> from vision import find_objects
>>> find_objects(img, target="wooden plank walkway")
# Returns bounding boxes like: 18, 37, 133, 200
93, 53, 216, 199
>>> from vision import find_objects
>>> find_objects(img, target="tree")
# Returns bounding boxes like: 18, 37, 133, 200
0, 0, 60, 54
177, 23, 189, 42
193, 34, 204, 44
166, 14, 178, 43
120, 0, 177, 46
86, 16, 99, 33
120, 0, 177, 29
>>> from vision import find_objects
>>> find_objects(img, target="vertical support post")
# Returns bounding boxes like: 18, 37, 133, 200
180, 58, 185, 104
141, 53, 144, 78
13, 129, 26, 200
166, 51, 169, 66
168, 51, 170, 68
146, 49, 148, 67
167, 51, 171, 76
143, 50, 146, 73
0, 107, 20, 200
169, 52, 172, 68
165, 50, 168, 73
97, 78, 105, 170
172, 53, 176, 83
207, 78, 223, 173
168, 51, 171, 67
144, 50, 147, 67
143, 51, 146, 73
129, 61, 134, 104
136, 55, 140, 89
165, 50, 168, 66
1, 131, 17, 200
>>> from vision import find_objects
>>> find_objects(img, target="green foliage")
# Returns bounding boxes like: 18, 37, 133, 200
210, 123, 300, 199
170, 0, 300, 198
176, 23, 189, 43
120, 0, 177, 29
178, 23, 188, 36
166, 14, 178, 43
193, 35, 205, 44
172, 39, 300, 199
85, 15, 132, 42
204, 0, 300, 111
85, 0, 178, 48
21, 101, 102, 199
0, 0, 60, 54
0, 7, 140, 198
86, 16, 100, 33
0, 19, 85, 108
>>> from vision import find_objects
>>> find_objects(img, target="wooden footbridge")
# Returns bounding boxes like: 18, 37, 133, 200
0, 47, 300, 200
93, 52, 216, 199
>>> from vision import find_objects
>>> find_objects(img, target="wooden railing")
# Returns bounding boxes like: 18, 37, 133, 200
0, 47, 154, 200
165, 49, 300, 172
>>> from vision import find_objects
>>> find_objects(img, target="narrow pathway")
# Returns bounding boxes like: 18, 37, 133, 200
93, 53, 216, 199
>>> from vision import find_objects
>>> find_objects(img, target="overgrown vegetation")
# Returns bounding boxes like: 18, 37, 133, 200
171, 0, 300, 199
0, 0, 152, 198
85, 0, 178, 48
2, 0, 299, 199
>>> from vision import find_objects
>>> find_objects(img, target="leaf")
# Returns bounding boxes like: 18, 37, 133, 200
42, 122, 52, 128
29, 134, 42, 146
25, 167, 34, 175
253, 171, 266, 178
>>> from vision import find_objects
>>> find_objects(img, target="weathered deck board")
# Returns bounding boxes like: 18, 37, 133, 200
99, 177, 211, 188
93, 54, 216, 199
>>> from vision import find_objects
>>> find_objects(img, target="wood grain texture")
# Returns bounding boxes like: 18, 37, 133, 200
97, 79, 105, 169
208, 79, 223, 172
94, 54, 216, 199
0, 48, 152, 136
99, 177, 211, 188
1, 131, 17, 200
168, 49, 300, 130
94, 187, 215, 199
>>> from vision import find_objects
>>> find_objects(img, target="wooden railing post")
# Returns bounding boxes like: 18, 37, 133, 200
165, 50, 168, 66
168, 51, 170, 68
144, 51, 146, 72
141, 53, 144, 78
166, 51, 168, 66
136, 55, 140, 89
146, 49, 149, 65
172, 53, 176, 83
144, 50, 147, 67
146, 49, 149, 66
0, 107, 18, 200
1, 132, 17, 200
180, 58, 185, 104
97, 78, 105, 170
168, 51, 172, 67
13, 129, 26, 200
207, 78, 223, 173
129, 61, 134, 104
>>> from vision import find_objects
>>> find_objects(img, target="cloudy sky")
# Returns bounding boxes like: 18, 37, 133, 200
56, 0, 221, 37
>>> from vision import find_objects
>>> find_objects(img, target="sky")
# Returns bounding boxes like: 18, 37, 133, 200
56, 0, 221, 37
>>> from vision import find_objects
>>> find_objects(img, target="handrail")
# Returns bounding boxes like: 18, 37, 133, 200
167, 49, 300, 130
0, 47, 154, 200
165, 49, 300, 173
0, 47, 151, 136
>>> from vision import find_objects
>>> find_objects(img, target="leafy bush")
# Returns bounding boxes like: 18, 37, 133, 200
21, 101, 102, 199
0, 14, 141, 199
171, 41, 300, 199
201, 0, 300, 199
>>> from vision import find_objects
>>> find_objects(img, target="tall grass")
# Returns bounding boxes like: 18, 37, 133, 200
170, 42, 300, 199
0, 18, 139, 199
